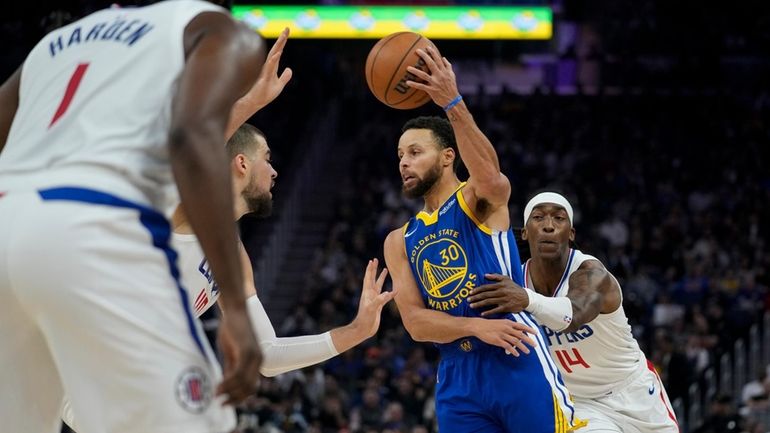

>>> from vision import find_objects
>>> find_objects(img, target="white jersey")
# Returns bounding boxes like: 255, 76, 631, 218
523, 249, 644, 398
0, 0, 223, 216
174, 233, 221, 316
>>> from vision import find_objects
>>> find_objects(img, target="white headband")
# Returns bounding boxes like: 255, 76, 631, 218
523, 192, 574, 226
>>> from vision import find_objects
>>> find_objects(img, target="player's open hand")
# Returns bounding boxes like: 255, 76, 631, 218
472, 318, 538, 356
405, 46, 459, 108
216, 308, 263, 405
247, 27, 293, 110
469, 274, 530, 316
352, 258, 394, 338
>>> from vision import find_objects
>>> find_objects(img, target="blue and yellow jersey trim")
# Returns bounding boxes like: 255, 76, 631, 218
456, 187, 493, 235
412, 182, 493, 235
415, 209, 438, 226
553, 392, 587, 432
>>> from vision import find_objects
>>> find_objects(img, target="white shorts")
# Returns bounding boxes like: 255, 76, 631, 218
0, 188, 235, 433
574, 361, 679, 433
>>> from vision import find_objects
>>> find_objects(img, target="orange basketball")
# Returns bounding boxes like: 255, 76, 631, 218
365, 32, 436, 110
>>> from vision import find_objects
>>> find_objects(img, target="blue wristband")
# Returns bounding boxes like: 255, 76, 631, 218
443, 95, 463, 112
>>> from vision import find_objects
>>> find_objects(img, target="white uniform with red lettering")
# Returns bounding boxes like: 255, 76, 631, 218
523, 249, 678, 433
0, 2, 238, 432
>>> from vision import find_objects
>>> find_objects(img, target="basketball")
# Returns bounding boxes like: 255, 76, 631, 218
365, 32, 436, 110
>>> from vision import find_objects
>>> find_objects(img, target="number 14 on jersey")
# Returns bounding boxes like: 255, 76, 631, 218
554, 348, 590, 373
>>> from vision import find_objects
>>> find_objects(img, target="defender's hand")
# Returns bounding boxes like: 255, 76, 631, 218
471, 318, 537, 356
216, 308, 263, 405
351, 259, 394, 338
247, 27, 293, 109
469, 274, 530, 316
404, 46, 459, 108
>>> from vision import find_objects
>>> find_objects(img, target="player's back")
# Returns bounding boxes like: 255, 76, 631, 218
0, 0, 223, 214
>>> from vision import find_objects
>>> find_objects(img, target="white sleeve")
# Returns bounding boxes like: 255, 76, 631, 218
524, 289, 574, 332
247, 295, 339, 377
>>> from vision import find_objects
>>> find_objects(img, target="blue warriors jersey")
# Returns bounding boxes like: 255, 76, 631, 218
403, 185, 523, 317
403, 184, 584, 433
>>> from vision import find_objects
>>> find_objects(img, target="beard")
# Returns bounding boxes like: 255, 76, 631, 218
402, 162, 442, 199
241, 177, 273, 218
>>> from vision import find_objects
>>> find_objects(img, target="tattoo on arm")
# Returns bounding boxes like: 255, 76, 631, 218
564, 267, 612, 332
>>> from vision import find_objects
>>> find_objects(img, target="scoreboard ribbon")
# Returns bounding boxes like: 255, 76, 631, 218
232, 5, 552, 40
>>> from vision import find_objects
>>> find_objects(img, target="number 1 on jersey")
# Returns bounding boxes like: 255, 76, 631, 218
49, 63, 90, 128
555, 348, 590, 373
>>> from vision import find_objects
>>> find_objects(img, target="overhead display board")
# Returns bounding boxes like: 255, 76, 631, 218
232, 5, 552, 40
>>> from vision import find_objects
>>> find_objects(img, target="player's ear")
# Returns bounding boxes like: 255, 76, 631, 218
569, 227, 575, 242
442, 147, 455, 168
232, 154, 248, 175
521, 226, 529, 240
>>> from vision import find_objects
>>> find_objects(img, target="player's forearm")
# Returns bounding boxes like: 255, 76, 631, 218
225, 93, 264, 140
445, 102, 503, 182
563, 295, 602, 333
246, 296, 338, 376
561, 269, 609, 332
259, 333, 338, 377
170, 125, 245, 310
329, 322, 369, 354
403, 308, 482, 343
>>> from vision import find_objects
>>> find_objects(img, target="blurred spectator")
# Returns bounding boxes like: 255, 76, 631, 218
694, 394, 741, 433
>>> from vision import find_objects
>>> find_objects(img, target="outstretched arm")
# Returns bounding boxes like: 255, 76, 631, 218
224, 27, 292, 139
235, 246, 393, 376
469, 261, 621, 333
406, 48, 511, 213
0, 67, 21, 153
384, 229, 536, 355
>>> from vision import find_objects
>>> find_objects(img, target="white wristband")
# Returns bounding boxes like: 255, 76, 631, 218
524, 289, 573, 332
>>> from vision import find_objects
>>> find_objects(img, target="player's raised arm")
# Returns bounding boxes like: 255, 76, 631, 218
0, 67, 21, 153
169, 11, 265, 404
225, 27, 292, 139
405, 48, 511, 212
384, 229, 536, 355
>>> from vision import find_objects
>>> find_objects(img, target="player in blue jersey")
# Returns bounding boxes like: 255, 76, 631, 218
383, 47, 584, 433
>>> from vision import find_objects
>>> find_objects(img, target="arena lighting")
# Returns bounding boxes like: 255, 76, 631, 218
232, 5, 552, 40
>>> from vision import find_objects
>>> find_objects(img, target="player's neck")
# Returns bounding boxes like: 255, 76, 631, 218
233, 200, 247, 220
421, 175, 461, 213
529, 252, 570, 296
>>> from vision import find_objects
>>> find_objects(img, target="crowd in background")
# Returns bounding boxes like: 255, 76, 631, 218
3, 1, 767, 433
236, 84, 769, 432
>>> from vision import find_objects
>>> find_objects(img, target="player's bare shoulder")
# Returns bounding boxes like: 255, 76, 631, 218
384, 227, 407, 261
184, 9, 263, 59
460, 179, 511, 231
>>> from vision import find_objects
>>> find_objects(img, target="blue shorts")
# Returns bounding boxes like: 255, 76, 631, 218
435, 334, 578, 433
